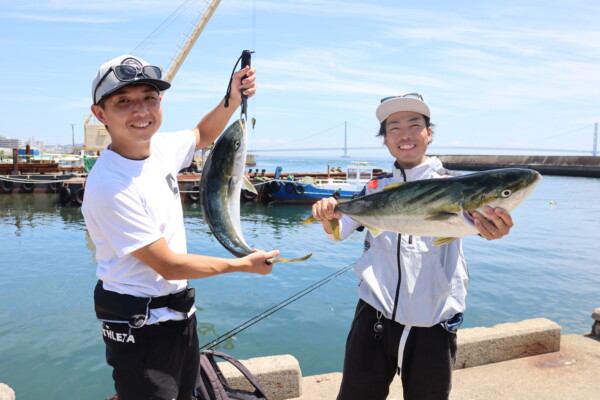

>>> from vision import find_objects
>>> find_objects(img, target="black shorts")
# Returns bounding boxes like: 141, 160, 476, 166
102, 315, 199, 400
337, 300, 457, 400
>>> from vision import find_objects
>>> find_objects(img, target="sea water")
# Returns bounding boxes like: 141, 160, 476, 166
1, 156, 599, 399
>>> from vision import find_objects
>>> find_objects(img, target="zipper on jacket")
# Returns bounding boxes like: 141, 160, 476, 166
391, 164, 407, 320
391, 233, 402, 319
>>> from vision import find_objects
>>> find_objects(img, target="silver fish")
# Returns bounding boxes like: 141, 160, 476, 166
200, 119, 311, 263
303, 168, 541, 245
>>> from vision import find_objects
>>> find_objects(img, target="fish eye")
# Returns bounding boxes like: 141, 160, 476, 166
501, 189, 512, 198
233, 140, 240, 148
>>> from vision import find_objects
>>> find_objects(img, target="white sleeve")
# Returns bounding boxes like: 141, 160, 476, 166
152, 130, 197, 173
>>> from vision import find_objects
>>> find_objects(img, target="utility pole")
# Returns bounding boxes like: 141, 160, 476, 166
71, 123, 75, 148
594, 122, 598, 156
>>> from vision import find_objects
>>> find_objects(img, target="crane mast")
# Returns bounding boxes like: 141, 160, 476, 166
163, 0, 222, 83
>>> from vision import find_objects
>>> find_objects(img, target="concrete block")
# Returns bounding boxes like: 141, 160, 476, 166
0, 383, 15, 400
455, 318, 561, 369
592, 321, 600, 337
218, 354, 302, 400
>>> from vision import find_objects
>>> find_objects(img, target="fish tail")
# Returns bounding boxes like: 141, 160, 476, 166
267, 253, 313, 264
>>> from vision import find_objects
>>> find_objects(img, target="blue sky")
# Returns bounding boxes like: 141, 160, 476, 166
1, 0, 599, 158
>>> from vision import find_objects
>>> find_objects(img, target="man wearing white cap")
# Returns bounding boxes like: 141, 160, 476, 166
82, 54, 279, 400
311, 93, 515, 400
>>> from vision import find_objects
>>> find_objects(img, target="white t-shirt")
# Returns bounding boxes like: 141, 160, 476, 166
82, 130, 196, 323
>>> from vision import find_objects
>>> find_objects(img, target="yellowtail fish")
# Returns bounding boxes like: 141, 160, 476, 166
302, 168, 541, 245
200, 119, 311, 263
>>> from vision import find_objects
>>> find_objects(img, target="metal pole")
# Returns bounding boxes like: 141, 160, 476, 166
594, 122, 598, 156
344, 121, 347, 157
71, 123, 75, 148
342, 121, 350, 158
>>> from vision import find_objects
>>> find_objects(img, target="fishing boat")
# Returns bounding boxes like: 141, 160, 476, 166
266, 162, 388, 204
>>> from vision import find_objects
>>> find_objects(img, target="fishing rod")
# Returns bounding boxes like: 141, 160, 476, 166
200, 262, 355, 350
240, 49, 253, 121
223, 49, 255, 120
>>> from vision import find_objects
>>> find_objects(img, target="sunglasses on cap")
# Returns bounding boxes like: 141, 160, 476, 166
93, 64, 163, 104
380, 93, 424, 103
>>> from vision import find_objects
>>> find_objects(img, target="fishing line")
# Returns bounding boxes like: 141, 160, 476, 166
249, 0, 258, 153
200, 262, 355, 350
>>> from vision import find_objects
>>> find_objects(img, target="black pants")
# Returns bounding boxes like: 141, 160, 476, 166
102, 315, 199, 400
337, 300, 457, 400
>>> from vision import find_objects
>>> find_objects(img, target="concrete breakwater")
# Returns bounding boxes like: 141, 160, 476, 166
438, 155, 600, 177
1, 312, 599, 399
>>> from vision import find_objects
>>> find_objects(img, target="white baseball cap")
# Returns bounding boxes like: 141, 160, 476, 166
376, 93, 430, 122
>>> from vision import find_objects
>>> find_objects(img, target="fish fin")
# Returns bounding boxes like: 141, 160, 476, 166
301, 216, 319, 225
433, 237, 459, 246
329, 218, 341, 241
365, 224, 383, 237
268, 253, 313, 264
243, 176, 258, 194
424, 211, 458, 222
382, 182, 408, 191
301, 217, 342, 241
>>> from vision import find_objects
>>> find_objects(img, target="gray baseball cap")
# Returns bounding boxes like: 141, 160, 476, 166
91, 54, 171, 104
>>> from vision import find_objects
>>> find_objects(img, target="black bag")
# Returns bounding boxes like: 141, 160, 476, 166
195, 350, 269, 400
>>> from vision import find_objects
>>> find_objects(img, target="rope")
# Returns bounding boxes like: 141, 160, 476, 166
0, 176, 73, 184
200, 263, 355, 350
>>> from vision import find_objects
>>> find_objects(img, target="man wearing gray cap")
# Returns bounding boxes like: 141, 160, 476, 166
311, 93, 515, 400
82, 54, 279, 400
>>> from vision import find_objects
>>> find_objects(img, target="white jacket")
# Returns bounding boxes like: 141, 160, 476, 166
329, 157, 469, 327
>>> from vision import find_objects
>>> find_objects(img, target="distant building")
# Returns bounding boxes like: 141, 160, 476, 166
26, 137, 44, 150
0, 136, 23, 149
44, 144, 76, 155
84, 122, 111, 152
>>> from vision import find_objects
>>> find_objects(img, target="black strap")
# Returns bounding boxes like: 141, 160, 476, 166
224, 55, 243, 108
198, 350, 269, 399
148, 286, 195, 312
94, 281, 195, 326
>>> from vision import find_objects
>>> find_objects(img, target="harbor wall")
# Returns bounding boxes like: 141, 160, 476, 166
437, 155, 600, 177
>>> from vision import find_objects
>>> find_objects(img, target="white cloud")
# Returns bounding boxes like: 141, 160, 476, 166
5, 12, 121, 23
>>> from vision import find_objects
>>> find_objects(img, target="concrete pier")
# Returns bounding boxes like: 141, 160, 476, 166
217, 317, 599, 400
438, 155, 600, 177
0, 384, 15, 400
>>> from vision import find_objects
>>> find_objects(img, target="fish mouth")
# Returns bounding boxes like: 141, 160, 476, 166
463, 210, 475, 227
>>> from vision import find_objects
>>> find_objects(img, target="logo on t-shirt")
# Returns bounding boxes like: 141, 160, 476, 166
165, 173, 179, 196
